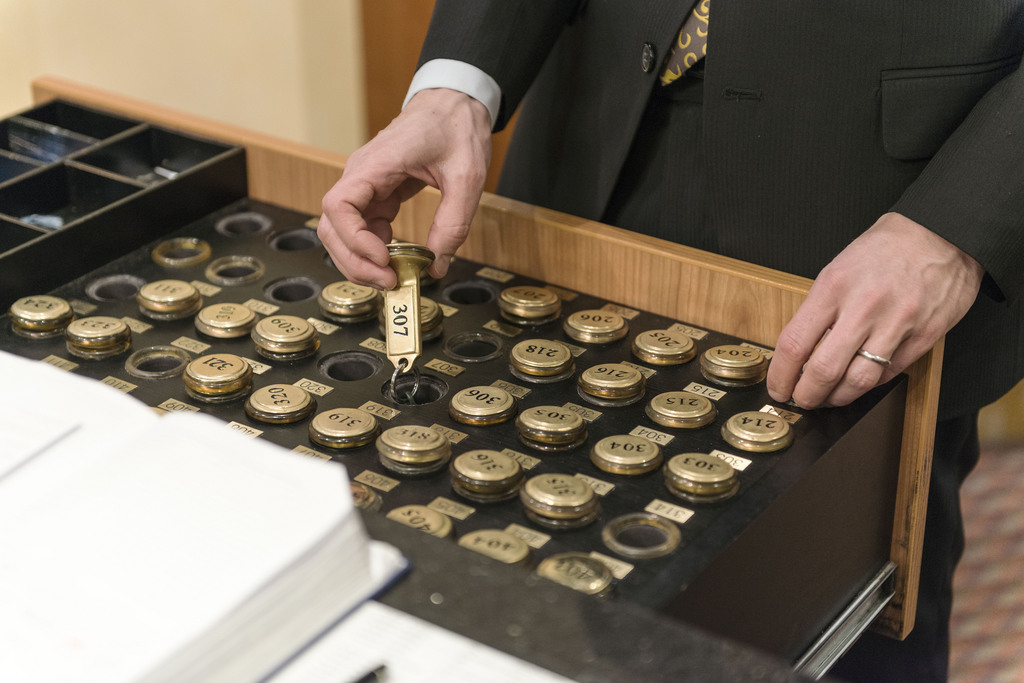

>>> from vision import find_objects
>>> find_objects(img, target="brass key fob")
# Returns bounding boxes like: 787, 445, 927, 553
383, 242, 434, 375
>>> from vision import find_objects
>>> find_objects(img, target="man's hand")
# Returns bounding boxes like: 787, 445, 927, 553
318, 88, 492, 289
767, 212, 984, 409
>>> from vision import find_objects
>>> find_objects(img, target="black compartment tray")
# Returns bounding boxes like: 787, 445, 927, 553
0, 198, 906, 662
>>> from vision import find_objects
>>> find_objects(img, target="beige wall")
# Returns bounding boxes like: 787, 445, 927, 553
0, 0, 367, 155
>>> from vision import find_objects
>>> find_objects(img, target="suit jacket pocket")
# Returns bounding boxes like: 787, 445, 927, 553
881, 56, 1021, 161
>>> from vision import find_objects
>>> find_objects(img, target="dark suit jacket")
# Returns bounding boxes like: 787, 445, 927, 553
419, 0, 1024, 418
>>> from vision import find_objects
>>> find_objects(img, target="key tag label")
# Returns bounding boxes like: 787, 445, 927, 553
383, 243, 435, 400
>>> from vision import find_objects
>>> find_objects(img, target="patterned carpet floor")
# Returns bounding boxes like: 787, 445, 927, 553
949, 444, 1024, 682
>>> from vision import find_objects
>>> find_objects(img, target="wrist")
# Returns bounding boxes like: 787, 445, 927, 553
884, 212, 984, 292
403, 59, 501, 130
404, 88, 492, 140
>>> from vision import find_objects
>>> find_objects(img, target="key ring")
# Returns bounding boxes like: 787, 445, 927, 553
390, 358, 422, 404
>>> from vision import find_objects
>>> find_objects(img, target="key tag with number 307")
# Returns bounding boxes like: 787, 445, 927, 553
383, 242, 434, 403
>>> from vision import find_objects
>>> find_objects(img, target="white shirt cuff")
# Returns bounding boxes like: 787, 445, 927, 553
403, 59, 501, 130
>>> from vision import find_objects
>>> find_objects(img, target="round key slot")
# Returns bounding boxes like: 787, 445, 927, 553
270, 228, 321, 251
162, 245, 204, 261
381, 373, 448, 406
350, 482, 382, 511
151, 237, 212, 268
205, 255, 265, 286
125, 345, 192, 380
318, 351, 383, 382
263, 276, 321, 303
602, 512, 681, 559
443, 280, 497, 305
443, 330, 504, 363
86, 274, 146, 302
215, 211, 272, 237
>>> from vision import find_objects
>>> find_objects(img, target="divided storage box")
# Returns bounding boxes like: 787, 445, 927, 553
0, 99, 246, 310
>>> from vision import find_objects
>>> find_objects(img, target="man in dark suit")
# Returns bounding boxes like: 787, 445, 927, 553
319, 2, 1024, 679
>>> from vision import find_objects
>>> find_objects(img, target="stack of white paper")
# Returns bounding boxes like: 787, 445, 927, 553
0, 351, 406, 683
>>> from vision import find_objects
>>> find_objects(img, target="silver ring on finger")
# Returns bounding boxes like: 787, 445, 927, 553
856, 348, 891, 367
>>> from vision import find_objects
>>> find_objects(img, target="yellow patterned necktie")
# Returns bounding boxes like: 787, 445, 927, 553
660, 0, 710, 86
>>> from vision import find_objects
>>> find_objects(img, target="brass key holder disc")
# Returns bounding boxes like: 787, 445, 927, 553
8, 295, 75, 339
183, 353, 254, 403
590, 434, 663, 475
632, 328, 697, 365
308, 407, 380, 450
498, 285, 562, 325
386, 504, 454, 538
450, 449, 525, 503
65, 316, 132, 359
520, 473, 600, 529
664, 453, 740, 503
700, 344, 769, 386
536, 553, 614, 597
318, 280, 382, 323
136, 279, 203, 321
251, 315, 320, 361
244, 384, 317, 424
458, 529, 534, 567
194, 302, 258, 339
721, 410, 794, 453
376, 424, 451, 476
509, 338, 576, 383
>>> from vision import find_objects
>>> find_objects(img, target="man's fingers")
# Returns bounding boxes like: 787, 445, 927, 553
425, 174, 485, 279
318, 88, 493, 286
425, 223, 471, 279
320, 170, 412, 287
317, 207, 395, 288
822, 354, 892, 407
796, 328, 890, 408
771, 213, 983, 410
393, 176, 428, 205
364, 217, 395, 246
766, 288, 838, 403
